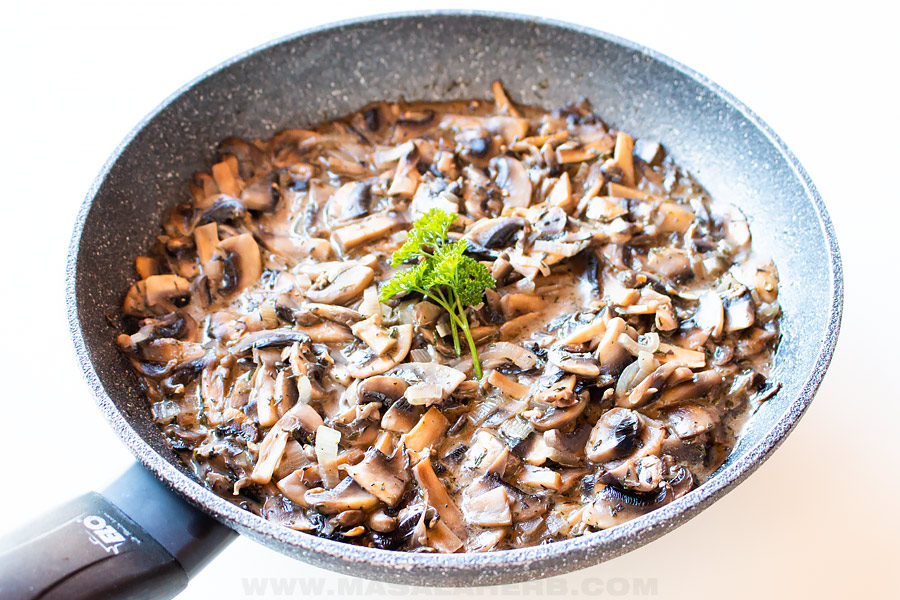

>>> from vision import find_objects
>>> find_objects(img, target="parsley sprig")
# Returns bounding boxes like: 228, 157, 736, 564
380, 209, 496, 378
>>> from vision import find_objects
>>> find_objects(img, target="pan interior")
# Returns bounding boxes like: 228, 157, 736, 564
69, 13, 839, 585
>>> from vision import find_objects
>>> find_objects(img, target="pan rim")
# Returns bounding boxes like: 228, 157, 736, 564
66, 9, 843, 583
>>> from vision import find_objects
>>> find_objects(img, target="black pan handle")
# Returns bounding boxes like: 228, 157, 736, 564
0, 464, 236, 600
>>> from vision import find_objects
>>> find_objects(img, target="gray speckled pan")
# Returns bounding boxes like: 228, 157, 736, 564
64, 11, 841, 590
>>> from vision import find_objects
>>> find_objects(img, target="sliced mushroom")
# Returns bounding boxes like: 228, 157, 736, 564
347, 324, 413, 378
491, 157, 531, 208
230, 328, 312, 357
345, 448, 409, 507
216, 233, 262, 295
326, 181, 371, 223
582, 465, 693, 529
723, 288, 756, 332
648, 247, 692, 281
438, 114, 529, 145
582, 484, 667, 529
464, 216, 527, 248
529, 205, 567, 236
250, 429, 289, 485
463, 485, 512, 527
357, 376, 407, 405
332, 214, 406, 253
305, 476, 380, 514
240, 175, 280, 212
381, 399, 423, 433
599, 454, 663, 493
276, 470, 310, 507
694, 290, 725, 338
533, 374, 578, 407
197, 196, 247, 226
412, 457, 467, 539
584, 408, 641, 463
516, 465, 563, 491
304, 303, 365, 327
548, 347, 600, 377
655, 370, 724, 408
663, 404, 720, 439
388, 362, 466, 400
351, 315, 397, 355
618, 361, 685, 409
305, 264, 375, 305
499, 293, 546, 319
547, 172, 574, 213
529, 391, 588, 431
543, 424, 591, 466
403, 407, 450, 452
116, 311, 197, 353
123, 275, 192, 317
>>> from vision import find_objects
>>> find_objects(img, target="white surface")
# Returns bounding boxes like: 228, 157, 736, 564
1, 1, 897, 598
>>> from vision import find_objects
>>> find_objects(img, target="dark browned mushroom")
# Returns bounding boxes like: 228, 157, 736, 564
464, 216, 527, 249
357, 376, 408, 405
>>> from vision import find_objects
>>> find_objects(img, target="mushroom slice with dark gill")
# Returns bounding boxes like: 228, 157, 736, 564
464, 216, 527, 249
357, 375, 408, 405
229, 329, 312, 357
582, 465, 693, 529
584, 408, 641, 463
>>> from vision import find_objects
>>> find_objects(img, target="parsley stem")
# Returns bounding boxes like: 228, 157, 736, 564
454, 292, 483, 379
421, 290, 464, 355
433, 287, 461, 355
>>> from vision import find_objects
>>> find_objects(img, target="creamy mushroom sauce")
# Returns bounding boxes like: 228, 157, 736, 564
116, 83, 781, 552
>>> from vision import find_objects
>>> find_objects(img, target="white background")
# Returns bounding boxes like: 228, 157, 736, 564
2, 1, 898, 598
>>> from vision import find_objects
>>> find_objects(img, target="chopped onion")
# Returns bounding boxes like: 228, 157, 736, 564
615, 351, 658, 397
469, 401, 498, 426
405, 383, 444, 406
499, 416, 533, 441
296, 375, 312, 404
150, 400, 181, 424
617, 331, 660, 356
359, 286, 383, 324
435, 319, 451, 338
410, 348, 432, 363
315, 425, 341, 488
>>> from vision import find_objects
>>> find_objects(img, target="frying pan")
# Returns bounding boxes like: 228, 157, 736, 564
0, 11, 842, 600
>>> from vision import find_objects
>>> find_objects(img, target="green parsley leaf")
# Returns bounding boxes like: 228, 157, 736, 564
379, 209, 497, 377
390, 208, 458, 266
